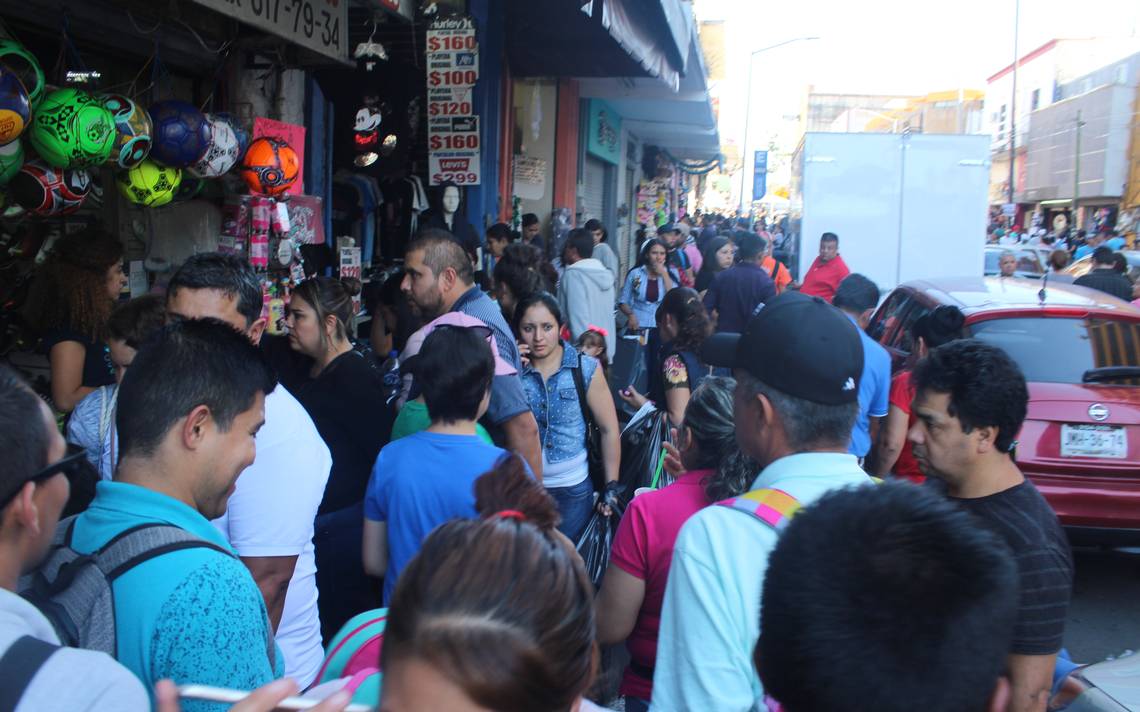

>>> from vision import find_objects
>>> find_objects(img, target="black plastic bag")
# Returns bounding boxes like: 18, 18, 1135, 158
576, 507, 623, 589
616, 408, 675, 507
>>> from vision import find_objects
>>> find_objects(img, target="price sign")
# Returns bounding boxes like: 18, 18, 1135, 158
190, 0, 347, 63
427, 15, 480, 185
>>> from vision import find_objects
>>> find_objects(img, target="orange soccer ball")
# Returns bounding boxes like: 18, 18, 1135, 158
240, 137, 299, 196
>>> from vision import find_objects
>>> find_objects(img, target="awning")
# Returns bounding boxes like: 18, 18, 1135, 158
578, 27, 720, 160
507, 0, 693, 91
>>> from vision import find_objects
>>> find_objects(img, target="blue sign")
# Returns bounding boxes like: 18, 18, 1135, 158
752, 150, 768, 202
587, 99, 622, 165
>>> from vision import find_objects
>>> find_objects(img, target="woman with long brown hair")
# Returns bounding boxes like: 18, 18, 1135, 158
379, 454, 605, 712
27, 230, 127, 412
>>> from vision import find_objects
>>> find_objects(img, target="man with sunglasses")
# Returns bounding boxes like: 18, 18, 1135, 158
0, 365, 148, 709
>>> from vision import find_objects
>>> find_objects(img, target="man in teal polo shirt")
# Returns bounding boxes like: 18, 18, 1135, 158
69, 319, 283, 707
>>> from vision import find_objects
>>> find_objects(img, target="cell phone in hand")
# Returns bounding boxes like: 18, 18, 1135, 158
178, 685, 371, 712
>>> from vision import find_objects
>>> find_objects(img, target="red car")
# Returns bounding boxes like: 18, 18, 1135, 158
868, 276, 1140, 542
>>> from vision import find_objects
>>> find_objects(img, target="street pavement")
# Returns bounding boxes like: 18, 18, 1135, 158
1064, 547, 1140, 663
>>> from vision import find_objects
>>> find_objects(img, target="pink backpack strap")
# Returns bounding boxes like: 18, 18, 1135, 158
714, 488, 802, 533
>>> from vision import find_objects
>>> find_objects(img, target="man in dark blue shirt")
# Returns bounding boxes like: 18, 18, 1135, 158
703, 232, 777, 333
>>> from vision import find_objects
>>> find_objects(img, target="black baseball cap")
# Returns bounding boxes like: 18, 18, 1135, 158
657, 223, 680, 235
702, 292, 864, 405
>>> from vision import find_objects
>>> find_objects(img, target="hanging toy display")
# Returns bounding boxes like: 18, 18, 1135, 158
9, 159, 90, 215
0, 40, 44, 107
241, 137, 299, 196
189, 113, 241, 178
116, 158, 182, 207
28, 88, 115, 168
0, 139, 23, 184
148, 100, 211, 169
101, 94, 152, 169
215, 112, 250, 157
0, 66, 30, 146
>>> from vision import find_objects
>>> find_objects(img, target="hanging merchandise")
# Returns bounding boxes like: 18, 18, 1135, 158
0, 139, 24, 183
252, 117, 305, 196
100, 94, 153, 169
190, 113, 241, 178
216, 112, 251, 158
0, 67, 30, 146
116, 159, 182, 207
28, 88, 115, 168
0, 40, 44, 107
9, 159, 90, 215
249, 196, 271, 267
173, 175, 205, 202
148, 100, 212, 169
241, 137, 299, 196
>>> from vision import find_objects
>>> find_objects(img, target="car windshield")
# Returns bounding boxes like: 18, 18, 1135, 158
969, 316, 1140, 384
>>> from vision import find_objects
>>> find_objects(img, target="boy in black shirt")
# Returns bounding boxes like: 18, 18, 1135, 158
909, 340, 1073, 712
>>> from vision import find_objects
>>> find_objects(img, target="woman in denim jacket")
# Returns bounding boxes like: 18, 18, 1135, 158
515, 292, 621, 541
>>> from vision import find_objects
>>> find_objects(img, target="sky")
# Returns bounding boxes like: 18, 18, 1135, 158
697, 0, 1140, 152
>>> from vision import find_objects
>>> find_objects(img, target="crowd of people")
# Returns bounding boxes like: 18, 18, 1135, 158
0, 211, 1084, 712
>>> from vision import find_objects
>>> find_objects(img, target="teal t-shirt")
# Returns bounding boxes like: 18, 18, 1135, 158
70, 482, 283, 711
390, 398, 494, 445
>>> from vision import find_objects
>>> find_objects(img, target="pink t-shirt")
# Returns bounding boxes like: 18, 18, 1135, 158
609, 470, 712, 700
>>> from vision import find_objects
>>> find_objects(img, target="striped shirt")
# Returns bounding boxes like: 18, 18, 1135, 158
952, 479, 1073, 655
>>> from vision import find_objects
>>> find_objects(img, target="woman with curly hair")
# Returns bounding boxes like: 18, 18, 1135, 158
597, 377, 754, 711
27, 230, 126, 412
619, 287, 714, 426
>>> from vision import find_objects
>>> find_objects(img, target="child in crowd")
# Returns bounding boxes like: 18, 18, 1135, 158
575, 326, 610, 379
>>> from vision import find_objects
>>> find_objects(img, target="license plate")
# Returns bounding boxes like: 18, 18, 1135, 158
1060, 424, 1127, 459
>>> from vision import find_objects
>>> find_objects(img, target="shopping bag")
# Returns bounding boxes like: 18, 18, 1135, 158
575, 506, 623, 589
617, 407, 674, 507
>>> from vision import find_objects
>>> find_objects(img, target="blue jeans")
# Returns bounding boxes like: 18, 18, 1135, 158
314, 502, 381, 644
548, 476, 595, 543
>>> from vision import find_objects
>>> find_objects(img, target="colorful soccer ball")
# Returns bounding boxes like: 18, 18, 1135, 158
116, 159, 182, 207
213, 112, 250, 156
148, 100, 211, 168
101, 94, 152, 169
0, 67, 30, 145
28, 88, 115, 168
0, 40, 44, 107
0, 139, 23, 184
241, 137, 299, 196
9, 159, 90, 215
189, 113, 240, 178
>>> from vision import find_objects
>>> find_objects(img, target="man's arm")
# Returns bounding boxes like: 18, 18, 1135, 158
240, 556, 298, 631
362, 518, 388, 577
502, 410, 543, 482
870, 406, 909, 476
1007, 653, 1056, 712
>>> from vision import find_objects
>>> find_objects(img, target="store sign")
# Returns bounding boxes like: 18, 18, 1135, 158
586, 99, 621, 165
190, 0, 348, 63
752, 150, 768, 201
427, 15, 480, 185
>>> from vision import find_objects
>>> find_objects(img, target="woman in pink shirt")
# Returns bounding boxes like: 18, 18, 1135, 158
596, 377, 755, 711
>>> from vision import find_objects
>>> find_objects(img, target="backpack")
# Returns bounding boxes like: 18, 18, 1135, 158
314, 608, 386, 705
714, 488, 802, 533
17, 515, 272, 666
0, 635, 59, 711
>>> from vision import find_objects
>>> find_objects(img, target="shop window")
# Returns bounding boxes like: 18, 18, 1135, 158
1030, 89, 1040, 111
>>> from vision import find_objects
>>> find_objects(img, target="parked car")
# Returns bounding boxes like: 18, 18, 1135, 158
1050, 652, 1140, 711
1064, 250, 1140, 283
868, 276, 1140, 542
984, 245, 1046, 278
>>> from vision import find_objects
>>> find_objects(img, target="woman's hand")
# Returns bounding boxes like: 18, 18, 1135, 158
597, 481, 623, 517
662, 428, 684, 478
624, 313, 640, 333
154, 679, 353, 712
618, 385, 649, 410
517, 341, 532, 368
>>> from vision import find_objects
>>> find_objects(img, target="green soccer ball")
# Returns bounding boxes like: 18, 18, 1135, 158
116, 159, 182, 208
29, 88, 115, 168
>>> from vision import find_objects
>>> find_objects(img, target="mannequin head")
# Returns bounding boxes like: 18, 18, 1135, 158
441, 183, 461, 216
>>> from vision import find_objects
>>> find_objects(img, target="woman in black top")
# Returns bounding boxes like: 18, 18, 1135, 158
694, 236, 735, 295
285, 275, 392, 640
26, 230, 126, 412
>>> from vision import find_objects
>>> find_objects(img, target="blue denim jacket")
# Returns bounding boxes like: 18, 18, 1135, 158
521, 344, 599, 465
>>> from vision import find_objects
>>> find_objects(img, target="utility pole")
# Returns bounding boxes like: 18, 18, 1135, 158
1007, 0, 1020, 209
1072, 110, 1084, 226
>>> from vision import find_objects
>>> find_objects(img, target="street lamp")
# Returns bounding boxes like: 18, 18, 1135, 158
738, 36, 820, 216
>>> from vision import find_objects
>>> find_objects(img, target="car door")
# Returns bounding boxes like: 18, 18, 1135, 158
869, 288, 924, 372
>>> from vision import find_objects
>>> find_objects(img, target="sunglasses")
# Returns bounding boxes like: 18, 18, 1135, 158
0, 443, 94, 510
432, 323, 493, 342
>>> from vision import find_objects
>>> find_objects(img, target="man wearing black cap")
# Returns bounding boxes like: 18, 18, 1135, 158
650, 292, 874, 712
658, 223, 694, 288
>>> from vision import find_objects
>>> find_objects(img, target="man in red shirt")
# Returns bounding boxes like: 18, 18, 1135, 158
798, 232, 849, 302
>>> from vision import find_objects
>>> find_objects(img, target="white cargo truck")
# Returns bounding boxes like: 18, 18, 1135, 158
789, 132, 990, 291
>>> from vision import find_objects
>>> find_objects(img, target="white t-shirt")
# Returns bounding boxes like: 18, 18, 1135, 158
213, 385, 331, 688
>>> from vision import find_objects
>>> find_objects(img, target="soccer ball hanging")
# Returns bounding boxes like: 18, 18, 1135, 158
148, 100, 211, 169
9, 159, 90, 215
0, 66, 31, 146
101, 94, 152, 169
240, 137, 299, 196
0, 139, 23, 184
28, 88, 115, 168
189, 113, 241, 178
117, 158, 182, 208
